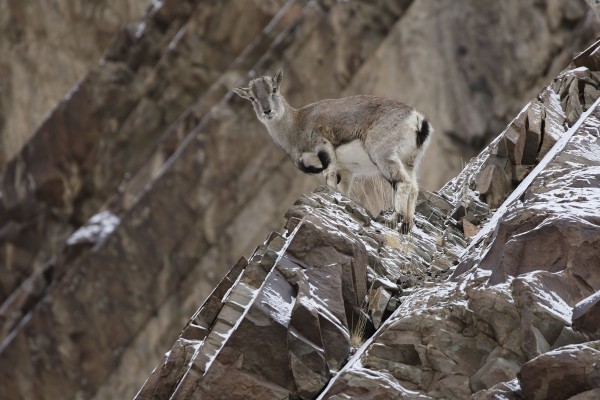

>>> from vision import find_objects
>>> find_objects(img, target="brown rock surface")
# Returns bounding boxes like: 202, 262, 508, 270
519, 342, 600, 400
0, 0, 294, 307
134, 40, 600, 399
0, 0, 152, 164
136, 185, 463, 399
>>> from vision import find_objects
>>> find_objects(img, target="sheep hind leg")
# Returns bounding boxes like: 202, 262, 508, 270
375, 156, 416, 234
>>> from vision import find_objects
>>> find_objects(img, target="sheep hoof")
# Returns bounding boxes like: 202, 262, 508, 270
386, 212, 398, 229
399, 221, 411, 235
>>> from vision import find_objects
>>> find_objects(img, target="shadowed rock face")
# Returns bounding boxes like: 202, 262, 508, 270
1, 1, 600, 399
0, 0, 153, 165
135, 41, 600, 399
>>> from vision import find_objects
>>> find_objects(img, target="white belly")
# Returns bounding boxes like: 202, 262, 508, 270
335, 140, 380, 176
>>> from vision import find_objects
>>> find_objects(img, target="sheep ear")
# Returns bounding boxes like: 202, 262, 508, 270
233, 87, 250, 99
272, 68, 284, 89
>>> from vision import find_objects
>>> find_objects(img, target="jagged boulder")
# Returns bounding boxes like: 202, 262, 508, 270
519, 342, 600, 400
136, 185, 464, 399
135, 40, 600, 399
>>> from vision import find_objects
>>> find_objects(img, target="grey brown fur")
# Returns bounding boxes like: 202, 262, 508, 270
233, 69, 432, 233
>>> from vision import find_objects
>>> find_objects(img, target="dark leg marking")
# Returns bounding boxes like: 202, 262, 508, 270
399, 221, 410, 235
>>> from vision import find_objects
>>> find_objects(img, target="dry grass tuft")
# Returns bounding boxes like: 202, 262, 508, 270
350, 281, 377, 348
351, 175, 393, 216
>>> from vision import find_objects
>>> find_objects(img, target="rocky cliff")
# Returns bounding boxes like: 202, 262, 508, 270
0, 1, 599, 399
0, 0, 153, 165
136, 41, 600, 399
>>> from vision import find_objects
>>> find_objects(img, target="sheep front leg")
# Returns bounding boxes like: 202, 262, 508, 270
370, 151, 416, 234
320, 141, 339, 191
324, 166, 338, 190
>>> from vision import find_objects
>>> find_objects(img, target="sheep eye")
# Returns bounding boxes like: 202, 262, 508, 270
249, 96, 255, 101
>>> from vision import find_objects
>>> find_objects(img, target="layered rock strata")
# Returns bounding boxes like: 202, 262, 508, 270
136, 40, 600, 399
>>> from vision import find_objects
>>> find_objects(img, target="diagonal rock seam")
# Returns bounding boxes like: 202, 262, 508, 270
465, 92, 600, 256
463, 38, 600, 255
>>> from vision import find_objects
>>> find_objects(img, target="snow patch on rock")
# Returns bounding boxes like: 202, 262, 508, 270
66, 210, 120, 246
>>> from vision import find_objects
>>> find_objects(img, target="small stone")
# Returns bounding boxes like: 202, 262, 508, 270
372, 276, 400, 292
265, 232, 287, 252
475, 164, 494, 196
584, 84, 600, 108
565, 79, 584, 125
464, 196, 491, 224
471, 355, 521, 393
539, 88, 567, 158
451, 204, 466, 221
285, 217, 303, 232
345, 204, 372, 226
474, 155, 513, 208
